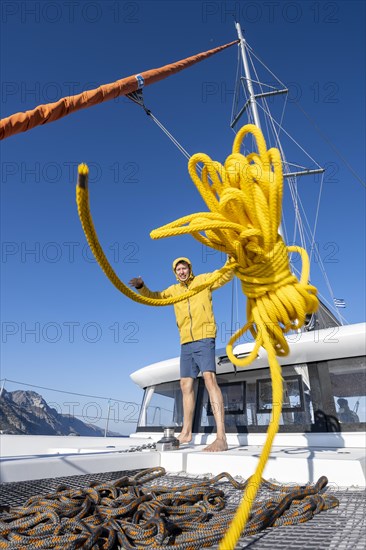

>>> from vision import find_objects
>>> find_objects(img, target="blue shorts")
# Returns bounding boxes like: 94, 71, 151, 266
180, 338, 216, 379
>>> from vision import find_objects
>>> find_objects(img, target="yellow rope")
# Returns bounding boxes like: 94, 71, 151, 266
76, 164, 235, 308
76, 123, 318, 549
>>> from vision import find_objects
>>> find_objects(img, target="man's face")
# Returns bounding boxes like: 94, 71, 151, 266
175, 262, 190, 282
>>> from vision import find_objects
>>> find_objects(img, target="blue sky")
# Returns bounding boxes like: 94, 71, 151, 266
1, 1, 365, 434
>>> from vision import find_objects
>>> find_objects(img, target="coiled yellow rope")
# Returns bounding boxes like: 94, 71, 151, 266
76, 123, 318, 549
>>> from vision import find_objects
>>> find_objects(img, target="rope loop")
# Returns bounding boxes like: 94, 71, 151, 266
76, 123, 319, 550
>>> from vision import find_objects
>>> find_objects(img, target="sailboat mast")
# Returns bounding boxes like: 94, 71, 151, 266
233, 23, 340, 329
235, 22, 261, 130
235, 20, 288, 244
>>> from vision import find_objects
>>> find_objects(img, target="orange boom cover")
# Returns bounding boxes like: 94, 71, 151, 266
0, 40, 238, 141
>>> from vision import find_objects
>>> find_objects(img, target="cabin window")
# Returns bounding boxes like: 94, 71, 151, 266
247, 366, 313, 427
137, 380, 197, 430
257, 375, 304, 413
204, 382, 247, 429
328, 356, 365, 424
197, 363, 314, 431
255, 374, 313, 426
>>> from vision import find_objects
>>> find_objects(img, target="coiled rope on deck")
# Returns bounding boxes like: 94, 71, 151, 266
76, 124, 319, 548
0, 467, 338, 549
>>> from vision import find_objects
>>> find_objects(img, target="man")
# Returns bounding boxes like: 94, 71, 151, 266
129, 257, 233, 452
337, 398, 359, 423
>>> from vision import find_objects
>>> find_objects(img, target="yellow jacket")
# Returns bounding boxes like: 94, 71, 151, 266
138, 265, 234, 344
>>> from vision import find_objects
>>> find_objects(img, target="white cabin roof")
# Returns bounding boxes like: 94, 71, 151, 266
130, 322, 366, 389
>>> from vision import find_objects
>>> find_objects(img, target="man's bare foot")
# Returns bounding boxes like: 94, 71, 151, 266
203, 437, 228, 452
177, 433, 192, 445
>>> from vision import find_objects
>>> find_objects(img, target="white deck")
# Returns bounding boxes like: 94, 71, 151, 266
1, 432, 365, 488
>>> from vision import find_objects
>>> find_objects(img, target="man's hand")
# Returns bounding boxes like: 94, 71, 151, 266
129, 277, 144, 289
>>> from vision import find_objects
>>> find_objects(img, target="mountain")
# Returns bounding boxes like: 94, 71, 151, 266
0, 390, 110, 436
